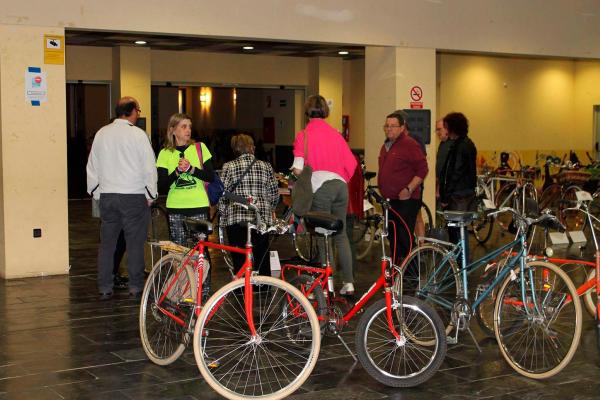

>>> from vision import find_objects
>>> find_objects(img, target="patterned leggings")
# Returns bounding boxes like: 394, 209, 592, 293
168, 211, 211, 301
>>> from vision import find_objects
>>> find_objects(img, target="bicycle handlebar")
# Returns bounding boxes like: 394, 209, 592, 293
366, 185, 389, 208
488, 207, 565, 232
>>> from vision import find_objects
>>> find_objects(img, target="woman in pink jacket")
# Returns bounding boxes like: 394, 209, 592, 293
291, 95, 357, 295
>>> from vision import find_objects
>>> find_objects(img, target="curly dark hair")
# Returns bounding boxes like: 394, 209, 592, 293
443, 112, 469, 137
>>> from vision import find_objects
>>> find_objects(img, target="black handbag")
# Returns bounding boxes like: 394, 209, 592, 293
291, 131, 313, 217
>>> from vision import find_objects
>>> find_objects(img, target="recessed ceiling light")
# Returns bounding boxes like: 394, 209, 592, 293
338, 51, 349, 55
134, 40, 147, 45
243, 46, 254, 50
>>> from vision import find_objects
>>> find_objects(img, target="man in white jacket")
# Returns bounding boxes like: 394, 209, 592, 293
87, 96, 157, 300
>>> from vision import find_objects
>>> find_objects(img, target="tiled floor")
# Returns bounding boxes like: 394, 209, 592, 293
0, 199, 599, 399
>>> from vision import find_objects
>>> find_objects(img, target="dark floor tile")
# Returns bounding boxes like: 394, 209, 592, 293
0, 387, 63, 400
0, 370, 97, 393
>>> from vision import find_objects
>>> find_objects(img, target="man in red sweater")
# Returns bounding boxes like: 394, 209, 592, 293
378, 112, 428, 264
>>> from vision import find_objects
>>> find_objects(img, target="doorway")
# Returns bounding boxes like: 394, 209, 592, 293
66, 82, 111, 198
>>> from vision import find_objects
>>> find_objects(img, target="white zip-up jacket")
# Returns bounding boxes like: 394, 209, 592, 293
86, 119, 157, 200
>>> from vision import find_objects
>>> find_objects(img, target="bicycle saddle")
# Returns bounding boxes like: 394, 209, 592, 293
443, 211, 478, 223
364, 171, 377, 181
303, 212, 343, 234
184, 217, 213, 235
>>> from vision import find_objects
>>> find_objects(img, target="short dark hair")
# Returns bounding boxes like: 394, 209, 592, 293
304, 95, 329, 119
115, 100, 137, 118
386, 112, 406, 127
443, 112, 469, 137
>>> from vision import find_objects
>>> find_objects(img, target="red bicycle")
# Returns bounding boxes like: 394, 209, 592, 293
281, 187, 446, 388
139, 192, 321, 400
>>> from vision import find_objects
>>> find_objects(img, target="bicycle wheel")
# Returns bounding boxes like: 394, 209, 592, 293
148, 203, 170, 242
494, 261, 582, 379
288, 274, 327, 330
495, 183, 517, 231
583, 268, 597, 317
394, 244, 462, 334
561, 185, 584, 231
538, 184, 561, 213
356, 215, 378, 261
355, 296, 446, 387
293, 216, 318, 263
193, 276, 320, 400
471, 198, 493, 244
420, 202, 433, 236
217, 219, 235, 272
140, 253, 196, 365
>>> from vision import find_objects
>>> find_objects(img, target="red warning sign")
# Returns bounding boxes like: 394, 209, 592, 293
410, 86, 423, 101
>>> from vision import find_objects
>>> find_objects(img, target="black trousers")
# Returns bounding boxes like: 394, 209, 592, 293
226, 224, 271, 276
444, 193, 476, 264
388, 198, 421, 265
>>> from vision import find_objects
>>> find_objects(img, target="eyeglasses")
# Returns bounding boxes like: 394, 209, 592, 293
382, 124, 401, 129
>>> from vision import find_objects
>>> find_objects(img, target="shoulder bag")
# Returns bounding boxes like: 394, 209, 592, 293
291, 131, 313, 217
195, 142, 225, 206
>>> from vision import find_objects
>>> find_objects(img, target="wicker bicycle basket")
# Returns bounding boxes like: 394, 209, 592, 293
555, 170, 591, 185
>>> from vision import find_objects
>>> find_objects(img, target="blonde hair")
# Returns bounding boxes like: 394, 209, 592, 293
231, 134, 255, 156
163, 113, 192, 150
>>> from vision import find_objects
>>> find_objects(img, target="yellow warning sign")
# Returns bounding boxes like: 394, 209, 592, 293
44, 34, 64, 65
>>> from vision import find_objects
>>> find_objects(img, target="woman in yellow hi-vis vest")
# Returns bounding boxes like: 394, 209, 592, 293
156, 113, 215, 300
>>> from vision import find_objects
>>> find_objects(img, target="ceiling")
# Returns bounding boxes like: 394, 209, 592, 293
65, 30, 365, 59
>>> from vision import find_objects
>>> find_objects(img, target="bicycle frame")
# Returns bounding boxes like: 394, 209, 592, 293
281, 200, 403, 340
158, 226, 259, 335
420, 220, 543, 318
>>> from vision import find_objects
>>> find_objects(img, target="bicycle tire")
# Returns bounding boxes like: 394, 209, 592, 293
420, 202, 433, 236
193, 276, 320, 400
495, 183, 518, 231
394, 244, 462, 335
583, 268, 596, 317
560, 185, 583, 231
293, 216, 318, 262
140, 253, 196, 365
494, 261, 582, 379
355, 296, 446, 387
474, 286, 496, 337
356, 222, 377, 261
217, 219, 235, 272
471, 197, 494, 244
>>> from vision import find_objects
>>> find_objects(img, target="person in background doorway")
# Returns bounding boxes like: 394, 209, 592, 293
435, 119, 451, 204
219, 134, 279, 276
156, 113, 215, 301
378, 112, 428, 265
87, 96, 157, 300
291, 95, 357, 295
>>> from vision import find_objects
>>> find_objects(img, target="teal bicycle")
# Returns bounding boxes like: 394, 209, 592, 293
396, 207, 582, 379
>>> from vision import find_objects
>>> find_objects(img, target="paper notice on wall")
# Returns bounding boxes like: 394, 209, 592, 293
270, 251, 281, 278
25, 67, 47, 105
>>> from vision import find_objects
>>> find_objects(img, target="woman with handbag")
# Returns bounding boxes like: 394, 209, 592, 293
291, 95, 357, 295
156, 113, 215, 300
218, 134, 279, 276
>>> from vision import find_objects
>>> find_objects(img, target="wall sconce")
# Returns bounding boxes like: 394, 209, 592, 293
199, 87, 212, 108
233, 88, 237, 104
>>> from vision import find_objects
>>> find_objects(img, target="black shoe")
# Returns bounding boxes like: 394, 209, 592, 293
99, 292, 113, 301
113, 275, 128, 290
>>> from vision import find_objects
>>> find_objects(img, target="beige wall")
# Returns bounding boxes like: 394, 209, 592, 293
65, 45, 112, 81
151, 50, 310, 87
0, 24, 68, 278
316, 57, 343, 132
343, 59, 365, 150
114, 46, 151, 133
439, 53, 600, 161
365, 46, 436, 211
3, 1, 600, 59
